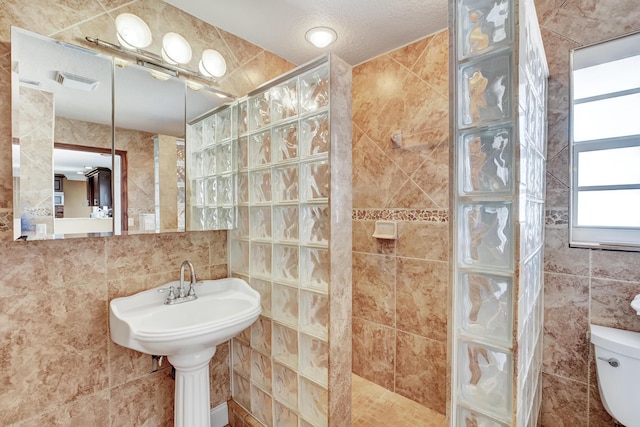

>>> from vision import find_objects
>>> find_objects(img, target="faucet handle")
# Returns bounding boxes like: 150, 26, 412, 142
188, 282, 197, 297
166, 286, 176, 304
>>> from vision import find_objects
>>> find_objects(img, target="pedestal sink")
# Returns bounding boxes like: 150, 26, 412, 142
109, 277, 261, 427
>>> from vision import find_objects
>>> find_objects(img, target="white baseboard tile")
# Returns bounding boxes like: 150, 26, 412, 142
210, 402, 229, 427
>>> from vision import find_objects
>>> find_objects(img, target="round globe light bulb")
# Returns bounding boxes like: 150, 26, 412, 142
199, 49, 227, 78
305, 27, 338, 48
162, 32, 192, 65
115, 13, 152, 50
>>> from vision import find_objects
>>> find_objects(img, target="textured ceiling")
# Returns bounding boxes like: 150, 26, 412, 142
163, 0, 449, 66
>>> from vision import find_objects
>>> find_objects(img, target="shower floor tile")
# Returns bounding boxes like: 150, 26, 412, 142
352, 374, 446, 427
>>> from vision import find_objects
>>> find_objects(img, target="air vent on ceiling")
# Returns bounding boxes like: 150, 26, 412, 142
54, 71, 100, 92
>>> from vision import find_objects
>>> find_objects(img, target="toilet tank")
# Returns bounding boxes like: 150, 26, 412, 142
590, 324, 640, 427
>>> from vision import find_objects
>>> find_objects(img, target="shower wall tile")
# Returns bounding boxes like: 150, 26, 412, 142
352, 317, 395, 391
395, 331, 447, 414
396, 258, 448, 341
0, 0, 294, 423
351, 30, 450, 415
352, 252, 395, 326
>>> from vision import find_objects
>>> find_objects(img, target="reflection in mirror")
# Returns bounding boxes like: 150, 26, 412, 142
12, 27, 114, 240
11, 27, 235, 241
570, 31, 640, 250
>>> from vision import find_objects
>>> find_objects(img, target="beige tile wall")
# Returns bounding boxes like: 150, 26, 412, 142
535, 0, 640, 424
0, 0, 293, 424
351, 29, 449, 415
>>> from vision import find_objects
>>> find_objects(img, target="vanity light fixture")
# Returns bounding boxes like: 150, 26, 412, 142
305, 27, 338, 48
162, 32, 192, 65
199, 49, 227, 78
115, 13, 152, 50
86, 13, 232, 96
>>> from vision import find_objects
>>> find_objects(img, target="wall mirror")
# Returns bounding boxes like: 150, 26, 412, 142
569, 31, 640, 251
11, 27, 236, 241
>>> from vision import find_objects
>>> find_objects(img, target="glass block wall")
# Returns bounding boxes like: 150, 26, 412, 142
451, 0, 548, 425
187, 104, 238, 231
228, 55, 352, 427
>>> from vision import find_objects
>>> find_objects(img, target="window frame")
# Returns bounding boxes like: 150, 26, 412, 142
569, 31, 640, 251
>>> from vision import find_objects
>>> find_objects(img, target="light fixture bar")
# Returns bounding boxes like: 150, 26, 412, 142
84, 36, 235, 99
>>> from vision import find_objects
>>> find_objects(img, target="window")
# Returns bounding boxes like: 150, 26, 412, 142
570, 32, 640, 250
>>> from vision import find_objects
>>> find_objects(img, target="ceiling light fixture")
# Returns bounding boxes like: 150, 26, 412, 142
305, 27, 338, 48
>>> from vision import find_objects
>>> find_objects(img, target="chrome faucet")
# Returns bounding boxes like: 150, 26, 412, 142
165, 260, 198, 305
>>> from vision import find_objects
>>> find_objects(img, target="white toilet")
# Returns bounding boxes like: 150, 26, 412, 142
590, 324, 640, 427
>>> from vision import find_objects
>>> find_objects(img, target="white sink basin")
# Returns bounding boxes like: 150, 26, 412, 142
109, 277, 261, 356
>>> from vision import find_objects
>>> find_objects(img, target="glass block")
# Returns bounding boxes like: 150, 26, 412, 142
217, 141, 233, 174
300, 204, 329, 246
251, 316, 272, 355
205, 177, 217, 205
203, 147, 216, 176
250, 278, 272, 318
458, 0, 513, 59
458, 340, 512, 420
300, 333, 328, 386
273, 165, 299, 203
273, 205, 299, 243
250, 206, 272, 240
192, 152, 204, 178
300, 112, 329, 158
238, 136, 249, 170
459, 202, 513, 270
273, 123, 299, 163
191, 206, 204, 230
219, 206, 236, 229
193, 178, 205, 206
216, 107, 232, 141
229, 239, 249, 275
217, 174, 235, 206
250, 169, 272, 204
273, 363, 298, 410
205, 207, 218, 230
251, 349, 272, 391
273, 322, 298, 369
232, 339, 251, 376
300, 65, 329, 114
238, 172, 249, 204
233, 371, 251, 410
457, 406, 508, 427
273, 283, 298, 328
300, 291, 328, 339
250, 92, 271, 130
274, 400, 298, 427
300, 247, 329, 293
299, 377, 328, 426
272, 78, 298, 122
203, 115, 216, 146
301, 160, 330, 201
460, 125, 514, 194
459, 53, 512, 128
188, 121, 203, 150
273, 244, 299, 284
249, 131, 272, 168
250, 385, 273, 427
238, 100, 249, 135
250, 242, 272, 278
459, 271, 512, 346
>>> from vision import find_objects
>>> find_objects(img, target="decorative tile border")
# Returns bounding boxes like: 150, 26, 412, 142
545, 209, 568, 225
352, 209, 449, 223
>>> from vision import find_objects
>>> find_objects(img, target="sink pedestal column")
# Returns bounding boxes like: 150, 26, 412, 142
168, 347, 217, 427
